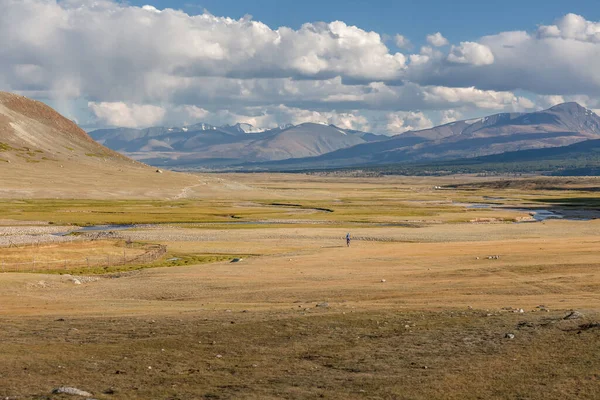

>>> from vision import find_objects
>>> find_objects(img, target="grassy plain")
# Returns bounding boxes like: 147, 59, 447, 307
0, 174, 599, 399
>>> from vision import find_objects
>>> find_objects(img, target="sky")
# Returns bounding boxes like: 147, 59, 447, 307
1, 0, 600, 134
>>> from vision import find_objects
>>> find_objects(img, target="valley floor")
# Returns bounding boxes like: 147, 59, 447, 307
0, 174, 599, 399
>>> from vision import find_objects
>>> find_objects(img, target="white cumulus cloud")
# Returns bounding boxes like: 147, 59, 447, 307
0, 2, 596, 130
386, 111, 433, 133
0, 0, 407, 102
538, 13, 600, 42
394, 34, 412, 49
426, 32, 449, 47
408, 14, 600, 97
88, 102, 166, 128
439, 109, 464, 125
447, 42, 495, 66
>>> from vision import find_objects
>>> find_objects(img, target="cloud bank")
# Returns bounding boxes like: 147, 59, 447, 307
0, 2, 598, 132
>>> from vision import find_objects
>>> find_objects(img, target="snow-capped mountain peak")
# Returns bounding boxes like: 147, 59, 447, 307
220, 123, 266, 134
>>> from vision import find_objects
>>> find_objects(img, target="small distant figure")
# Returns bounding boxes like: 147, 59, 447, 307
346, 232, 351, 247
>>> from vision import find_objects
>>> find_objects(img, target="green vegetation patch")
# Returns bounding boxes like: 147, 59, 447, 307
39, 252, 251, 275
85, 152, 104, 157
0, 196, 476, 226
532, 196, 600, 208
0, 142, 14, 152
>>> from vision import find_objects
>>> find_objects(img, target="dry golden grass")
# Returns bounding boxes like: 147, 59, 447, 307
0, 240, 144, 264
0, 173, 599, 399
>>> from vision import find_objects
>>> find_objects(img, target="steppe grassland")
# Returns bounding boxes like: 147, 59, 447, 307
0, 174, 599, 399
0, 240, 144, 264
0, 174, 543, 225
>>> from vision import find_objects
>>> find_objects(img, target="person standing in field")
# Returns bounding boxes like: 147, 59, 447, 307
346, 232, 351, 247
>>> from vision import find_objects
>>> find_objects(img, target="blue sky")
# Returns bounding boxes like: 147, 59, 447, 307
2, 1, 600, 133
128, 0, 600, 46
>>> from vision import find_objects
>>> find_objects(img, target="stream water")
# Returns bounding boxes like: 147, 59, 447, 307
51, 207, 593, 236
53, 224, 136, 237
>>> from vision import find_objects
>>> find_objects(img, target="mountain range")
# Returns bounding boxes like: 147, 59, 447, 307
248, 102, 600, 170
4, 90, 600, 182
90, 122, 385, 168
90, 102, 600, 171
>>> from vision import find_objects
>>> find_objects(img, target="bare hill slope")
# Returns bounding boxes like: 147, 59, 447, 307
0, 92, 240, 199
0, 92, 138, 167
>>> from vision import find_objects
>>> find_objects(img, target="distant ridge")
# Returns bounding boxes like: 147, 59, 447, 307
248, 102, 600, 171
90, 121, 386, 167
89, 102, 600, 171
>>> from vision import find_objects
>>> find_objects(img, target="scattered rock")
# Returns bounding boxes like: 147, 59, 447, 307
564, 311, 584, 320
576, 322, 600, 331
216, 354, 223, 358
315, 302, 329, 308
516, 321, 534, 329
156, 169, 163, 174
505, 333, 515, 339
72, 278, 82, 285
230, 258, 243, 263
52, 387, 93, 397
380, 279, 386, 283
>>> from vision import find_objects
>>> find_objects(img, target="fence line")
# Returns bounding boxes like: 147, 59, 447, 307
0, 244, 167, 273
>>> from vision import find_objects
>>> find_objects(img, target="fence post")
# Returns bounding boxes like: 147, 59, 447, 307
32, 257, 35, 272
86, 257, 89, 268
